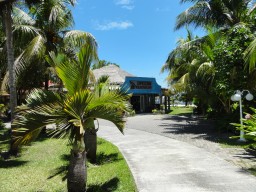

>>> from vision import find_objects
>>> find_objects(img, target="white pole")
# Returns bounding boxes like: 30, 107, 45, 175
239, 97, 246, 142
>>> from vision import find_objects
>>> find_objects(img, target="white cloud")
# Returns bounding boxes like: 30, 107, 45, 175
156, 7, 170, 12
115, 0, 134, 10
95, 21, 134, 31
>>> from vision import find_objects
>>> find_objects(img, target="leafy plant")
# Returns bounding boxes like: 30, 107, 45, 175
231, 107, 256, 141
12, 44, 131, 192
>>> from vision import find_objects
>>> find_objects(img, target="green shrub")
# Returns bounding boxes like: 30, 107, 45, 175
231, 107, 256, 141
0, 119, 8, 153
0, 104, 7, 117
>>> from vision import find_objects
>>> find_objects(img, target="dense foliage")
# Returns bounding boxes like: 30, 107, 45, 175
163, 0, 256, 133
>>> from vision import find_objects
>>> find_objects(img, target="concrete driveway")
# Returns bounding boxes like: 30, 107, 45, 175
98, 114, 256, 192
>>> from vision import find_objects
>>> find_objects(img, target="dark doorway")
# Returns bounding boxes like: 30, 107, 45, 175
131, 96, 140, 112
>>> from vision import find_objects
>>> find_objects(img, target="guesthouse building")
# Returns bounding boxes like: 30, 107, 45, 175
93, 65, 163, 113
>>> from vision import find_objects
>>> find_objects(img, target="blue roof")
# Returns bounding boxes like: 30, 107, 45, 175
121, 77, 161, 95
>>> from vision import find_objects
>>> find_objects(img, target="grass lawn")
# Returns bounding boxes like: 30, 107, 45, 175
0, 135, 137, 192
169, 106, 194, 116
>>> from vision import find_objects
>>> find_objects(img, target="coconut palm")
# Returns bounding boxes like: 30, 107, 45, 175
162, 28, 219, 113
0, 0, 44, 156
175, 0, 255, 30
0, 0, 18, 119
0, 0, 79, 92
12, 44, 131, 192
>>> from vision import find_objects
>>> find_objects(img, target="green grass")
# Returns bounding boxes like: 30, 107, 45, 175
218, 138, 254, 149
0, 136, 137, 192
169, 106, 194, 116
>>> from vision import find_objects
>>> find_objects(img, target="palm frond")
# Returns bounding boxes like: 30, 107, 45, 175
85, 92, 131, 133
13, 35, 46, 77
244, 38, 256, 73
64, 30, 98, 52
12, 89, 70, 146
64, 90, 93, 120
196, 61, 215, 81
13, 24, 41, 37
55, 44, 96, 94
25, 88, 63, 108
13, 6, 35, 26
175, 1, 212, 30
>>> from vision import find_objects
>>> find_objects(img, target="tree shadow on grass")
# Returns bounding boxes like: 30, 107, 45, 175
47, 153, 70, 181
96, 152, 119, 165
60, 154, 70, 161
0, 158, 28, 168
48, 165, 68, 181
87, 177, 119, 192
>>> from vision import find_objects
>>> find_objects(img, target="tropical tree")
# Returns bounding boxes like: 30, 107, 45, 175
0, 0, 78, 91
0, 0, 43, 156
0, 0, 18, 120
16, 0, 76, 90
175, 0, 255, 30
162, 28, 226, 114
12, 44, 131, 192
0, 20, 7, 86
83, 75, 127, 163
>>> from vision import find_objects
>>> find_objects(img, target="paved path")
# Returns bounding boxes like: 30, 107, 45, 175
98, 115, 256, 192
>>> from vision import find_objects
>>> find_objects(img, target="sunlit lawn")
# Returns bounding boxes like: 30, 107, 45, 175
0, 136, 137, 192
169, 106, 194, 116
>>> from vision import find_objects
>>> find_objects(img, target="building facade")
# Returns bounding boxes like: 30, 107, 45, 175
93, 65, 162, 113
122, 77, 162, 113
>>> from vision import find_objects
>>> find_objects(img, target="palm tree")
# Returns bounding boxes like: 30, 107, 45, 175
12, 44, 131, 192
0, 0, 42, 156
1, 0, 79, 92
84, 75, 116, 163
21, 0, 76, 90
0, 0, 18, 120
162, 28, 219, 113
175, 0, 255, 30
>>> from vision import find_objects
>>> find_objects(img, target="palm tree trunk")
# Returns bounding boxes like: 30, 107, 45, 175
84, 128, 97, 164
84, 119, 97, 163
3, 2, 19, 157
67, 149, 87, 192
3, 2, 17, 120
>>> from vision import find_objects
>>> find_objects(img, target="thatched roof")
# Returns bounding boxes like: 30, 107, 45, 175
93, 65, 135, 84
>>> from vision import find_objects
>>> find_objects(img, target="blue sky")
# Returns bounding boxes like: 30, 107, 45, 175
71, 0, 205, 87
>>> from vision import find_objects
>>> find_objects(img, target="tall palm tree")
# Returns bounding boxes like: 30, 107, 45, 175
0, 0, 18, 120
175, 0, 255, 30
162, 28, 219, 113
12, 44, 131, 192
21, 0, 76, 90
1, 0, 79, 92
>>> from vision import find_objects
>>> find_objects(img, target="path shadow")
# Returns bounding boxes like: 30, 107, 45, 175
159, 114, 235, 144
96, 152, 119, 165
234, 149, 256, 176
233, 148, 256, 161
87, 177, 119, 192
161, 115, 256, 163
160, 115, 191, 123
